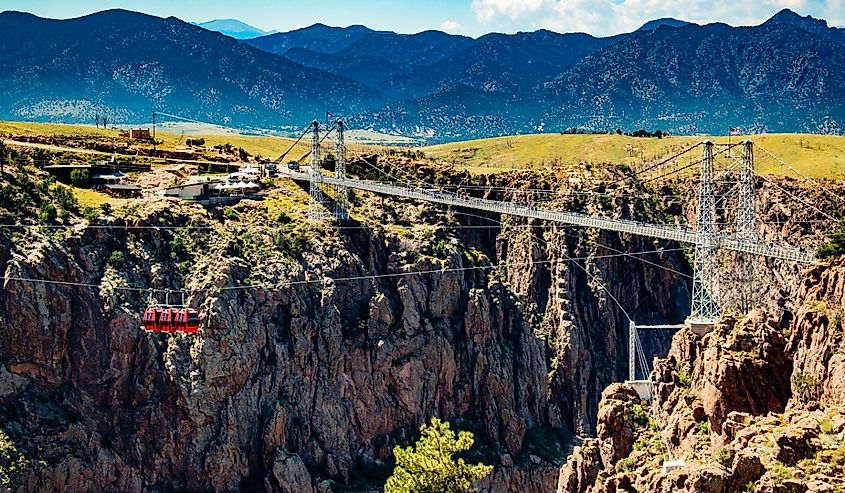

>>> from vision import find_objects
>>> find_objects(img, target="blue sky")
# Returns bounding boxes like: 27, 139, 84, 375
3, 0, 843, 37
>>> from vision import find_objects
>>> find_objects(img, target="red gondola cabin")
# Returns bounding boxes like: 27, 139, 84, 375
159, 308, 174, 333
142, 306, 201, 334
142, 307, 159, 332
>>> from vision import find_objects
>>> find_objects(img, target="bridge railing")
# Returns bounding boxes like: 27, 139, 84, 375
281, 170, 816, 264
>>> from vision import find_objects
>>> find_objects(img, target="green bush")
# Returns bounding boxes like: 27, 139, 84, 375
223, 207, 240, 221
273, 232, 304, 256
384, 417, 492, 493
70, 168, 89, 185
432, 239, 450, 259
716, 447, 735, 466
817, 220, 845, 259
51, 184, 78, 214
108, 250, 125, 268
632, 404, 649, 427
618, 457, 637, 472
81, 206, 98, 221
793, 372, 822, 404
677, 371, 692, 388
38, 202, 56, 223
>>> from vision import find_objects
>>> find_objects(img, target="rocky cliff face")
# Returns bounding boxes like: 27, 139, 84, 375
559, 260, 845, 493
0, 158, 697, 493
0, 157, 834, 492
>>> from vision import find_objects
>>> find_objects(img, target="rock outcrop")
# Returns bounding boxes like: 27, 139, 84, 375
559, 261, 845, 493
0, 162, 694, 493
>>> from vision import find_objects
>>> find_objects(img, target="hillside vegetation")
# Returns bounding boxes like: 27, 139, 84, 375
0, 121, 312, 162
419, 133, 845, 179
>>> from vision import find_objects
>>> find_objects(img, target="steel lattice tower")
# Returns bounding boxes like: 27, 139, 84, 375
334, 120, 349, 220
689, 141, 721, 324
735, 140, 756, 312
308, 120, 329, 220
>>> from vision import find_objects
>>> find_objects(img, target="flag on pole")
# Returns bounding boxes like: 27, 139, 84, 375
729, 127, 741, 136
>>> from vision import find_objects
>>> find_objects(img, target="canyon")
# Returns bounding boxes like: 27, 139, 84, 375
0, 154, 841, 492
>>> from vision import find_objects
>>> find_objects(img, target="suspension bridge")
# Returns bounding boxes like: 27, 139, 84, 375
282, 118, 836, 472
282, 120, 819, 326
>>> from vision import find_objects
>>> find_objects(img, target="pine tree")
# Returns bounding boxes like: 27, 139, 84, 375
384, 417, 492, 493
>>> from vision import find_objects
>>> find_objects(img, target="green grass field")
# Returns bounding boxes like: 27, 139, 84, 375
0, 121, 314, 162
419, 133, 845, 179
3, 122, 844, 179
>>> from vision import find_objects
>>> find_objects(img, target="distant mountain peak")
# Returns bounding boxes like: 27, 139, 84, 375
764, 8, 829, 31
638, 18, 691, 31
195, 18, 276, 39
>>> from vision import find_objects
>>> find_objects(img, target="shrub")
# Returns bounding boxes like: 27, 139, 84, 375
432, 239, 450, 259
108, 250, 125, 268
618, 457, 637, 472
100, 203, 112, 215
817, 220, 845, 259
716, 447, 735, 466
70, 168, 89, 185
793, 372, 822, 404
273, 232, 304, 256
632, 404, 649, 427
384, 417, 492, 493
81, 206, 98, 221
38, 202, 56, 223
697, 420, 709, 436
820, 419, 835, 435
677, 371, 692, 388
51, 184, 78, 213
223, 207, 240, 221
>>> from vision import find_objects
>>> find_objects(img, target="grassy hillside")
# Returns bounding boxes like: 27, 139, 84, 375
419, 133, 845, 179
0, 121, 314, 161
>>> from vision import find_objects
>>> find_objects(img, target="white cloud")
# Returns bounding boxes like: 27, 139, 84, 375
472, 0, 547, 23
470, 0, 842, 36
440, 20, 465, 32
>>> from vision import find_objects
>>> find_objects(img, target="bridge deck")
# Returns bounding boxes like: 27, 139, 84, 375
280, 169, 816, 264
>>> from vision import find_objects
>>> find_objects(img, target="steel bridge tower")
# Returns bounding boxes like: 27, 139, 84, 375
689, 141, 721, 326
308, 120, 330, 220
334, 120, 349, 220
735, 140, 756, 312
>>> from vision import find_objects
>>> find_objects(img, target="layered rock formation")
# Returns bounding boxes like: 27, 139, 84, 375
0, 155, 836, 492
559, 261, 845, 493
0, 158, 696, 493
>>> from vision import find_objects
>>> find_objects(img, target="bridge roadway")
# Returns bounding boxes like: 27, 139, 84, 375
279, 169, 816, 264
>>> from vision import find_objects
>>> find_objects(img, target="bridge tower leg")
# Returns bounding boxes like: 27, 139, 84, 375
689, 140, 721, 328
628, 320, 637, 381
736, 140, 756, 312
334, 119, 349, 220
308, 120, 328, 220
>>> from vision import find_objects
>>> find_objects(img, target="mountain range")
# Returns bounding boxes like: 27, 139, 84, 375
1, 8, 843, 141
194, 19, 277, 39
